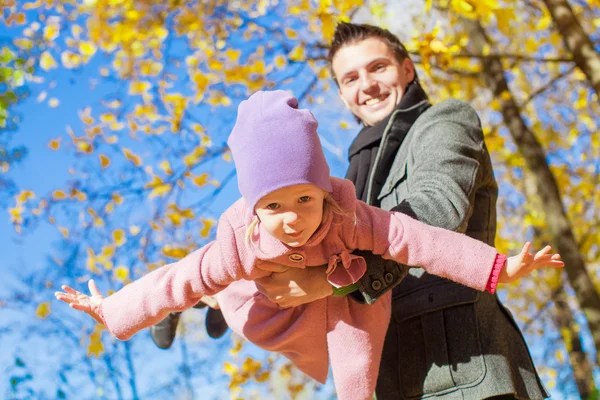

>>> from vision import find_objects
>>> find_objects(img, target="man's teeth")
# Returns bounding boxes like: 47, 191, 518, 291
365, 97, 382, 105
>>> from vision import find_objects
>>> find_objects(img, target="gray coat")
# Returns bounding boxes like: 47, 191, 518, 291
355, 99, 548, 399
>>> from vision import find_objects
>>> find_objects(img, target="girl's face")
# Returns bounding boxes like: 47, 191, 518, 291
254, 184, 327, 248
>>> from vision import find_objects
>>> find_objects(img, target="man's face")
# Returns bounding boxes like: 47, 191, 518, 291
254, 184, 326, 248
332, 37, 415, 126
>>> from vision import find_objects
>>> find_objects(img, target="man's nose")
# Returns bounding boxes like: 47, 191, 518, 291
359, 73, 377, 91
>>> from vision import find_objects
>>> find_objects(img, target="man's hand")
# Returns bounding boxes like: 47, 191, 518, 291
254, 262, 333, 308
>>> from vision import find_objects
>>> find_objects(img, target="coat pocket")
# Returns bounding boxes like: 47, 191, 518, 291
381, 283, 486, 399
378, 163, 408, 211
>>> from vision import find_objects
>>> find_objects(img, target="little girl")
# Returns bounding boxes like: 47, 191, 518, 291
56, 90, 563, 400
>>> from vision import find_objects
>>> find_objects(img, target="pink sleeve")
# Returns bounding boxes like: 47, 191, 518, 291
100, 212, 263, 340
350, 200, 500, 292
485, 254, 506, 294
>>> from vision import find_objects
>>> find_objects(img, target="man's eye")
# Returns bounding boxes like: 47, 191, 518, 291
299, 196, 311, 203
374, 64, 385, 71
342, 77, 356, 85
266, 203, 280, 210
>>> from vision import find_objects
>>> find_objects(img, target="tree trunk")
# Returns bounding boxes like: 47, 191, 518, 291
553, 291, 596, 398
523, 172, 596, 398
541, 0, 600, 101
463, 18, 600, 364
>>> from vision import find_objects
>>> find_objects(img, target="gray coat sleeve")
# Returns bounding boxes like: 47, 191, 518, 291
354, 100, 488, 304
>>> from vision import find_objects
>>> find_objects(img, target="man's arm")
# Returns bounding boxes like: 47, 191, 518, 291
354, 100, 489, 303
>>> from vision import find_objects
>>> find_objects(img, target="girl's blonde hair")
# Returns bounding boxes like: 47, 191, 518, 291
244, 192, 351, 247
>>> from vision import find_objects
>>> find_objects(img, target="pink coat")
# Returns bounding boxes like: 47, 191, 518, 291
99, 178, 504, 400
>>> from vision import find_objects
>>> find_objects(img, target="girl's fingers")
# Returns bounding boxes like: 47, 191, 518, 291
551, 254, 562, 260
88, 279, 101, 297
61, 285, 81, 295
534, 245, 552, 259
55, 292, 74, 302
70, 303, 89, 312
521, 242, 532, 255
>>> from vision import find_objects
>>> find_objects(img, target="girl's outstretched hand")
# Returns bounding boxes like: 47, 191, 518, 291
501, 242, 564, 284
55, 279, 105, 325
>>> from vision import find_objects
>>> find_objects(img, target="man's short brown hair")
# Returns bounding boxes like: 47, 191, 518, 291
327, 22, 412, 84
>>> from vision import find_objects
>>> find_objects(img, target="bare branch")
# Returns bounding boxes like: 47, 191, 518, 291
519, 65, 577, 108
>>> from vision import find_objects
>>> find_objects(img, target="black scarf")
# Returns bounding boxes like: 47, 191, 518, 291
345, 80, 431, 204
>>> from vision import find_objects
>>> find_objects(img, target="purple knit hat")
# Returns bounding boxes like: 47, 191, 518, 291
227, 90, 332, 211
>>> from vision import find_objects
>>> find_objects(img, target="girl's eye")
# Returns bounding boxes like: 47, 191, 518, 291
266, 203, 280, 210
299, 196, 311, 203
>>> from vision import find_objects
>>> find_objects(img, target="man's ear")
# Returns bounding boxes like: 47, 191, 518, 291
402, 58, 416, 82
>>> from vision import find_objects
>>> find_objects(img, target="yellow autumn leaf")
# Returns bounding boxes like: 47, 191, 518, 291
150, 183, 172, 198
14, 38, 33, 50
59, 226, 69, 238
129, 81, 151, 95
112, 193, 123, 205
162, 245, 188, 259
159, 160, 173, 175
48, 138, 61, 150
9, 206, 23, 224
192, 73, 210, 102
71, 188, 87, 201
36, 302, 51, 319
242, 357, 261, 374
87, 331, 104, 357
230, 338, 243, 355
79, 41, 97, 57
129, 225, 140, 235
122, 148, 142, 166
274, 55, 287, 69
285, 28, 298, 39
289, 45, 305, 61
23, 0, 42, 10
223, 362, 238, 375
192, 173, 209, 187
53, 190, 66, 200
339, 121, 350, 129
200, 218, 215, 238
208, 59, 224, 71
225, 48, 241, 63
99, 113, 116, 124
40, 51, 58, 71
114, 266, 129, 282
105, 135, 118, 144
256, 371, 270, 382
429, 39, 447, 53
320, 14, 336, 41
61, 51, 81, 69
100, 154, 110, 168
183, 146, 207, 167
16, 190, 35, 203
43, 24, 59, 42
75, 140, 93, 153
112, 229, 126, 247
48, 98, 60, 108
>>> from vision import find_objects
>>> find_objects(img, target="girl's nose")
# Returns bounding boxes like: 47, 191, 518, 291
283, 211, 300, 225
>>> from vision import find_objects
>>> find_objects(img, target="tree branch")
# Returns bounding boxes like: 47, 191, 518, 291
519, 65, 576, 108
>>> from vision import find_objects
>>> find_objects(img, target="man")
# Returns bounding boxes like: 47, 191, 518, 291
254, 22, 548, 399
